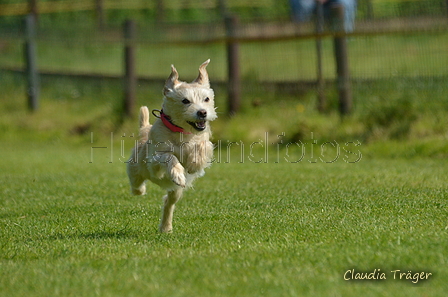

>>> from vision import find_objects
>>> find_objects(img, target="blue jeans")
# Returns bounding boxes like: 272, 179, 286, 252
290, 0, 357, 32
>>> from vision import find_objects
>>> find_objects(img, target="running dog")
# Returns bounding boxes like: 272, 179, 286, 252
127, 59, 217, 233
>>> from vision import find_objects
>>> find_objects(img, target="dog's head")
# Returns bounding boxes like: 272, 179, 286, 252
162, 59, 217, 133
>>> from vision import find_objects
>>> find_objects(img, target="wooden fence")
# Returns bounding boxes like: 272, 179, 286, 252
19, 10, 354, 116
7, 0, 448, 115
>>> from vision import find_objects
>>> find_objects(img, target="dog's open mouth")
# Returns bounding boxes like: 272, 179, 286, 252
187, 120, 206, 131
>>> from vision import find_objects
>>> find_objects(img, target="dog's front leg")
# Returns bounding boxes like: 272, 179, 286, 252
153, 153, 186, 188
159, 188, 183, 233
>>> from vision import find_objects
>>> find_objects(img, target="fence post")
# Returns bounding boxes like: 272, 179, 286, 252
217, 0, 228, 19
24, 14, 39, 112
29, 0, 38, 22
331, 4, 352, 115
156, 0, 165, 24
123, 20, 136, 118
315, 2, 326, 113
225, 15, 241, 116
95, 0, 105, 29
365, 0, 374, 19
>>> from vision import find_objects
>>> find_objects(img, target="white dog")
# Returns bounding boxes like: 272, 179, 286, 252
127, 59, 217, 233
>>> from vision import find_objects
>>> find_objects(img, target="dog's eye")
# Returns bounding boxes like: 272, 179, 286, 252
182, 98, 191, 104
204, 97, 210, 102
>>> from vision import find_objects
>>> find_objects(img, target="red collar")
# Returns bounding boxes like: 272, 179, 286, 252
159, 110, 191, 134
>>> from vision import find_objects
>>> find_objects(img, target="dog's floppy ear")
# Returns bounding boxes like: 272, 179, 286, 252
193, 59, 210, 87
164, 65, 180, 95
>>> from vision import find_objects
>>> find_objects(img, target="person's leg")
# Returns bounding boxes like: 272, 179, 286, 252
290, 0, 317, 22
325, 0, 357, 32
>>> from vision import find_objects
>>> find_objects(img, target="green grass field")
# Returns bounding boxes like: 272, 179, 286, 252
1, 27, 448, 294
0, 72, 447, 296
1, 140, 447, 296
1, 3, 447, 295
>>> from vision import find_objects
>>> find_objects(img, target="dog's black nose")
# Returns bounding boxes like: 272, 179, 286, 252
197, 109, 207, 119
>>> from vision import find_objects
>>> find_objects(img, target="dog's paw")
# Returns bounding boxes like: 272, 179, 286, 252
131, 188, 146, 195
159, 224, 173, 233
171, 173, 186, 188
170, 163, 186, 188
131, 185, 146, 195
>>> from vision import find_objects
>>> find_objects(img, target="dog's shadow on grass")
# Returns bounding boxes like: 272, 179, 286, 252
78, 230, 135, 240
49, 229, 146, 241
49, 228, 177, 244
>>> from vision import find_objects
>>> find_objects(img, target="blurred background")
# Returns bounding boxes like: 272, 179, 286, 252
0, 0, 447, 156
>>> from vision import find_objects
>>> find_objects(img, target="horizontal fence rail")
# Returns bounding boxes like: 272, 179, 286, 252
1, 0, 447, 19
1, 20, 447, 82
1, 0, 272, 17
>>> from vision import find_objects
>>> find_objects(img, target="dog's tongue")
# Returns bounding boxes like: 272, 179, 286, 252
196, 121, 206, 129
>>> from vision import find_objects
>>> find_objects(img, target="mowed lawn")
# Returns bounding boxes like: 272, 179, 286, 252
0, 141, 447, 296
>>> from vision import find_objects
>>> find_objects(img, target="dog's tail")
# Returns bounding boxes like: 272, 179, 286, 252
139, 106, 150, 128
138, 106, 151, 143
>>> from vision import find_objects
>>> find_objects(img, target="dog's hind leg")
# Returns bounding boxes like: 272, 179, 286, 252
159, 188, 183, 233
126, 107, 151, 196
129, 176, 146, 196
127, 162, 147, 195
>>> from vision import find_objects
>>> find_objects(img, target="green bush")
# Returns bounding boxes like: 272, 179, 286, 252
364, 96, 417, 140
